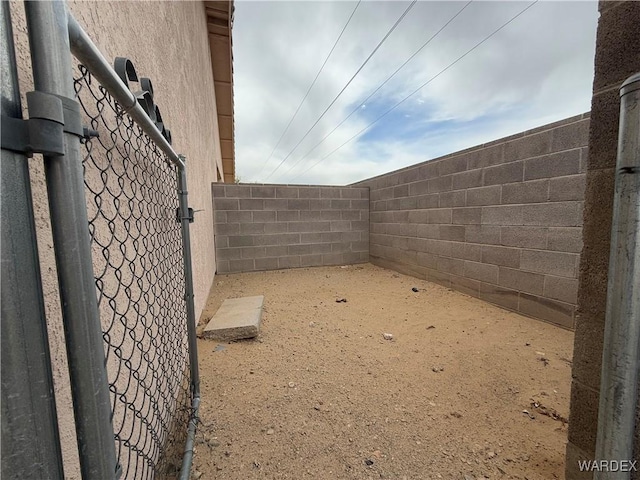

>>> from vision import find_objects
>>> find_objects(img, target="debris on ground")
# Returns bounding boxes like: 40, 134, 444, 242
538, 356, 549, 366
335, 298, 347, 303
427, 325, 435, 330
530, 399, 568, 424
383, 333, 394, 341
214, 344, 226, 352
412, 287, 419, 292
364, 459, 374, 466
522, 409, 536, 420
432, 366, 444, 373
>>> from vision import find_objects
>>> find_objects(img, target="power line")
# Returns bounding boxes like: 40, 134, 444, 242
291, 0, 539, 182
264, 0, 418, 181
278, 0, 473, 181
254, 1, 362, 178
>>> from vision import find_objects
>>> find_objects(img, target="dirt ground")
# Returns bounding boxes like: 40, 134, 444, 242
193, 263, 574, 480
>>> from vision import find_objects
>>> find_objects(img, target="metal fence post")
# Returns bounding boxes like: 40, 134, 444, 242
23, 1, 118, 478
1, 2, 65, 478
177, 160, 201, 480
595, 71, 640, 479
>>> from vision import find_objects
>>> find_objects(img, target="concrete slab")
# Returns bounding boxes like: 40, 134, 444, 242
203, 295, 263, 341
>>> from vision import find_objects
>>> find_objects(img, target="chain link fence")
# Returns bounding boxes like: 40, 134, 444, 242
74, 64, 193, 479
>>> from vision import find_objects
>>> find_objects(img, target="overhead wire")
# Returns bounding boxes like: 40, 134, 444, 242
290, 0, 539, 182
277, 0, 474, 181
263, 0, 418, 181
254, 0, 362, 177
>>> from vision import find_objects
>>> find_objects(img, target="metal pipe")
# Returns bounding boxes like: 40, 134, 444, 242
1, 2, 65, 477
66, 14, 184, 170
178, 396, 201, 480
595, 71, 640, 480
23, 1, 118, 478
177, 161, 201, 480
177, 162, 201, 398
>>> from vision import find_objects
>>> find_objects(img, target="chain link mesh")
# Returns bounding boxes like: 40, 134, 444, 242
74, 64, 192, 479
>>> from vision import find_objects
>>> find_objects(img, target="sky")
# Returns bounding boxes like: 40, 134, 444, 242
232, 0, 599, 186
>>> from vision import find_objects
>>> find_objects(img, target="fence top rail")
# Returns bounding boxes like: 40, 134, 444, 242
66, 12, 185, 170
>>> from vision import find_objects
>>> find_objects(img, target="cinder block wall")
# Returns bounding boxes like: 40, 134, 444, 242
212, 184, 369, 273
354, 113, 590, 329
566, 2, 640, 478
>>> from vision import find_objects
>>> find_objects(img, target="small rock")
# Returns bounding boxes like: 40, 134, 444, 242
364, 459, 374, 466
383, 333, 394, 341
336, 298, 347, 303
412, 287, 419, 292
214, 344, 226, 352
193, 470, 203, 479
288, 382, 296, 388
487, 451, 496, 459
432, 366, 444, 373
266, 428, 274, 435
464, 475, 475, 480
309, 321, 315, 327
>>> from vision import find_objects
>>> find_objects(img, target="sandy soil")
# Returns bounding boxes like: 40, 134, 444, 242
193, 263, 574, 480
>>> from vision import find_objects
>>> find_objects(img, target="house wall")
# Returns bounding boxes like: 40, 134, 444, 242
566, 2, 640, 478
10, 1, 221, 477
212, 184, 369, 273
354, 113, 590, 329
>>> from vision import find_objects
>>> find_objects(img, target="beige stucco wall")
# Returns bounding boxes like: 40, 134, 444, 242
9, 1, 220, 476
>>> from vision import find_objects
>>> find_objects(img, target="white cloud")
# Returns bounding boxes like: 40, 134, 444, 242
232, 0, 598, 185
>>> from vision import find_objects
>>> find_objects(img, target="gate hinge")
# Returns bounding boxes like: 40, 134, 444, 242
176, 207, 202, 224
1, 91, 84, 157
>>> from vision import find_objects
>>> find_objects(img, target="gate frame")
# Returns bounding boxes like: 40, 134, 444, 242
12, 1, 201, 477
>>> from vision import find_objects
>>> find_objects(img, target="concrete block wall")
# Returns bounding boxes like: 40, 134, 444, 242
355, 113, 590, 329
212, 184, 369, 273
566, 2, 640, 478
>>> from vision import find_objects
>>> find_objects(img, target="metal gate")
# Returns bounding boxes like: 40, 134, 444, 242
1, 1, 200, 479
